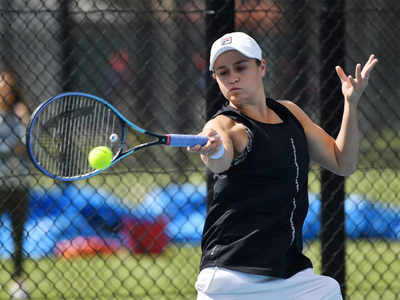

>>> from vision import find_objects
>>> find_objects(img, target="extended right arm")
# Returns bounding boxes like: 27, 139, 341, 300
187, 115, 248, 173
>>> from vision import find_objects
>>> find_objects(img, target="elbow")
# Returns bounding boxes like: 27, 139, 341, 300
337, 168, 355, 177
332, 147, 358, 176
336, 163, 357, 177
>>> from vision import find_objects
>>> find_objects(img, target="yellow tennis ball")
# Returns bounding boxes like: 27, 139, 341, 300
88, 146, 113, 170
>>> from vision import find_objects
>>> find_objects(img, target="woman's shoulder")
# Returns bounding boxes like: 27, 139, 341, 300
275, 100, 310, 124
208, 114, 243, 131
275, 99, 298, 110
211, 105, 248, 124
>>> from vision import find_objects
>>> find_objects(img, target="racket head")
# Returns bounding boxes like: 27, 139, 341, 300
26, 92, 127, 181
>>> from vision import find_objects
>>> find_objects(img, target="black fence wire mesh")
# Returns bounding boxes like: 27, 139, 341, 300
0, 0, 399, 299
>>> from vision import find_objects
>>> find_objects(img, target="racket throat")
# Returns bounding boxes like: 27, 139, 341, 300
145, 132, 168, 145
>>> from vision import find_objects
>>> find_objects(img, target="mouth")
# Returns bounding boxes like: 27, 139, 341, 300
229, 87, 241, 92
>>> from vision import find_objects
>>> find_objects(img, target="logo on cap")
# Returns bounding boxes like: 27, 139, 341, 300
221, 36, 232, 45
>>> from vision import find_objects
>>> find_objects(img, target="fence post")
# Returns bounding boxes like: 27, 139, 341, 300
1, 0, 16, 72
282, 0, 308, 107
204, 1, 235, 204
320, 0, 346, 297
60, 0, 73, 91
205, 0, 235, 119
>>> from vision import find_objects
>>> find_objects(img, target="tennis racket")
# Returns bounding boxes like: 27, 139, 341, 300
26, 92, 207, 181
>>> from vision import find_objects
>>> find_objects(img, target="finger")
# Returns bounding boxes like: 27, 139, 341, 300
200, 145, 217, 156
366, 55, 376, 70
335, 66, 348, 82
208, 133, 220, 142
200, 149, 211, 156
361, 69, 370, 81
212, 136, 223, 148
362, 55, 378, 79
355, 64, 362, 82
187, 146, 198, 152
368, 54, 375, 63
367, 56, 379, 70
368, 57, 378, 72
189, 144, 202, 152
366, 54, 375, 63
348, 75, 355, 86
207, 130, 219, 138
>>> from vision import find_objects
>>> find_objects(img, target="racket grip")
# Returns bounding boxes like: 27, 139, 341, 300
166, 134, 208, 147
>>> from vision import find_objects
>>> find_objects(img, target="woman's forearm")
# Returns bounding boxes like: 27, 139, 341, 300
334, 98, 360, 175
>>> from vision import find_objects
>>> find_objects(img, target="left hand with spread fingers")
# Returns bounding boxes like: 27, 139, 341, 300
335, 54, 379, 105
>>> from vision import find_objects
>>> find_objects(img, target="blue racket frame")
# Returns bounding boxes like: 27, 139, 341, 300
27, 92, 207, 181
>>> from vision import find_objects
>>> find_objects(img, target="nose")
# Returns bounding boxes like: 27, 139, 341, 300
229, 76, 239, 84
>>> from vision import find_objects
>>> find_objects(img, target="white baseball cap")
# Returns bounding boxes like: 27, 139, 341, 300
209, 32, 262, 71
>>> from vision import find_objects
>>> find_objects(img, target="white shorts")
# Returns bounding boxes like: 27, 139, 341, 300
195, 267, 343, 300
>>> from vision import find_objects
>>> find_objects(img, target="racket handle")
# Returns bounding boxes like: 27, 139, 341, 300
166, 134, 208, 147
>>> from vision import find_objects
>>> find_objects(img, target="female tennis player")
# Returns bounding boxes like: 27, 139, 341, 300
188, 32, 378, 300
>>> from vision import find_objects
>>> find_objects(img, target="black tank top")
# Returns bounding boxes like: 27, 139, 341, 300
199, 98, 313, 278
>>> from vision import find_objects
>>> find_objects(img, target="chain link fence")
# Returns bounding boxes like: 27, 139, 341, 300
0, 0, 399, 299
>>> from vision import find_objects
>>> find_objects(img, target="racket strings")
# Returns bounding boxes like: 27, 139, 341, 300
30, 95, 123, 178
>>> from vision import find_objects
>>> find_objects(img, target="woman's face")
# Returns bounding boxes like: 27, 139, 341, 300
213, 50, 265, 107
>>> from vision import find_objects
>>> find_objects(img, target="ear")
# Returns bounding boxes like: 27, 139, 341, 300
260, 59, 267, 78
212, 72, 216, 80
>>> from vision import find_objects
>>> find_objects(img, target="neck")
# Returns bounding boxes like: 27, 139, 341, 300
229, 89, 270, 122
238, 104, 269, 121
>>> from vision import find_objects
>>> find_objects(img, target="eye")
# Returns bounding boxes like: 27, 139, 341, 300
236, 65, 246, 72
218, 70, 228, 76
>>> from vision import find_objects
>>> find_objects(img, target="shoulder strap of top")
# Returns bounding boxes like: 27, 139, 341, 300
266, 98, 290, 121
267, 98, 304, 130
211, 99, 304, 132
211, 105, 255, 129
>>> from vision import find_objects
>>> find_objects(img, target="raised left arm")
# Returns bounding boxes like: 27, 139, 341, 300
332, 54, 378, 174
284, 54, 378, 176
